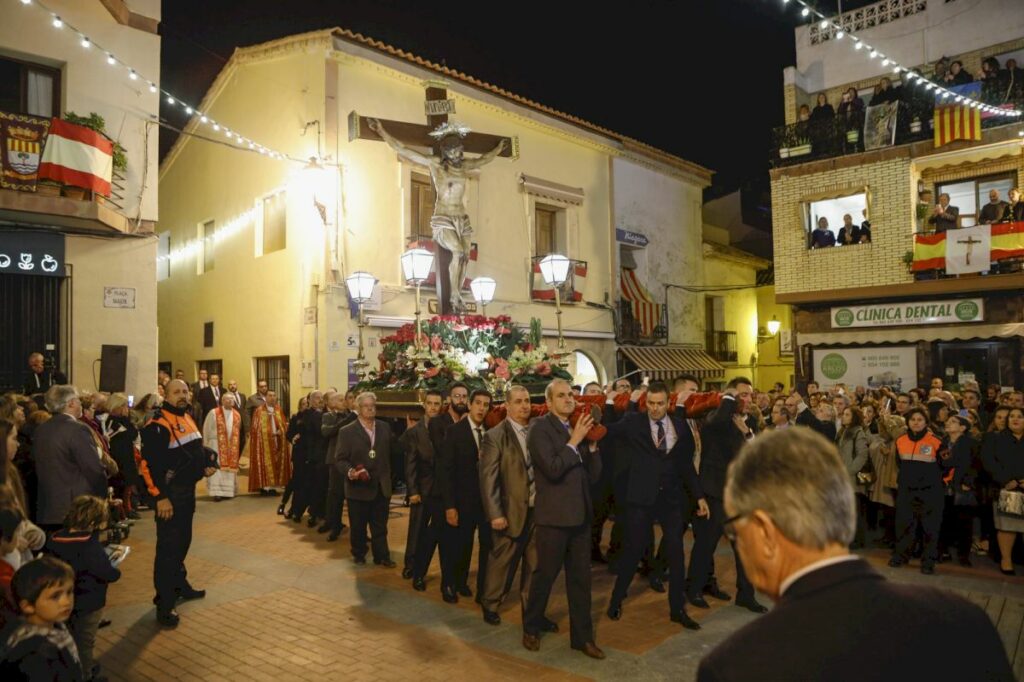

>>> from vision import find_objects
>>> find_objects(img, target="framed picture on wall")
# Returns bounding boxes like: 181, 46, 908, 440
779, 330, 794, 356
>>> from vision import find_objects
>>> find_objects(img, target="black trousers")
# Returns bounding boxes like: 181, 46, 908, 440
348, 492, 390, 562
686, 495, 753, 603
413, 497, 454, 586
404, 501, 425, 571
154, 489, 196, 610
524, 523, 594, 648
308, 462, 328, 519
894, 484, 943, 565
443, 510, 491, 595
939, 495, 974, 560
288, 459, 317, 519
612, 493, 689, 615
590, 459, 615, 556
325, 465, 347, 533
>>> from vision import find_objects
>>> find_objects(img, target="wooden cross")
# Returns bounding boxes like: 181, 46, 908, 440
349, 81, 517, 315
957, 234, 983, 265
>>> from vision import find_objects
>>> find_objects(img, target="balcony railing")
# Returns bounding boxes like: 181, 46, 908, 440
771, 93, 1024, 168
706, 330, 738, 363
617, 299, 668, 346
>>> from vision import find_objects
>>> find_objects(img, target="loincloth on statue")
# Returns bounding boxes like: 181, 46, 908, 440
430, 214, 473, 243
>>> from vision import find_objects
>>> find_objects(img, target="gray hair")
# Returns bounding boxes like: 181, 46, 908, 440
544, 379, 570, 403
507, 385, 530, 400
45, 384, 79, 413
726, 428, 855, 549
355, 391, 377, 407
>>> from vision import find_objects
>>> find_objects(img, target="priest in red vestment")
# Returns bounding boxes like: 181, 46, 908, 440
247, 390, 291, 495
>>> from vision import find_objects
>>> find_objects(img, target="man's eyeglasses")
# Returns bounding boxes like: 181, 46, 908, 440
723, 511, 749, 543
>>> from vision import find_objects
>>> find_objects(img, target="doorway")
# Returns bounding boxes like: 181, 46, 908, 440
0, 273, 68, 393
935, 340, 1019, 391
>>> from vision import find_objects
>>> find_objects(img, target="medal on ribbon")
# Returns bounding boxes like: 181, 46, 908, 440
368, 448, 376, 460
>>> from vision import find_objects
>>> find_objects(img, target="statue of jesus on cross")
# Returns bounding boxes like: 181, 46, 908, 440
368, 118, 507, 313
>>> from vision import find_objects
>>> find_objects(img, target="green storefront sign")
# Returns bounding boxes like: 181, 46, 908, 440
831, 299, 984, 328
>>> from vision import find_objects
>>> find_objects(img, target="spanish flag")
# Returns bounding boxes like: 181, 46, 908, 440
933, 104, 982, 148
913, 222, 1024, 271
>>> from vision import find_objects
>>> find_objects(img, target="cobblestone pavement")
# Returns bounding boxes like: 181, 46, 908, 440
94, 492, 1024, 681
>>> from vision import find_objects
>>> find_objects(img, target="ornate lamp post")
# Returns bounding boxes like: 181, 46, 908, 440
401, 247, 435, 382
345, 271, 377, 380
470, 276, 496, 318
766, 315, 781, 337
538, 254, 571, 368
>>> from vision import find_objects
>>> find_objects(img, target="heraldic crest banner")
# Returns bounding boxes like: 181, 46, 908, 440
0, 112, 51, 191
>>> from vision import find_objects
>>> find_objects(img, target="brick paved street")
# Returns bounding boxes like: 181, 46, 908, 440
94, 491, 1024, 681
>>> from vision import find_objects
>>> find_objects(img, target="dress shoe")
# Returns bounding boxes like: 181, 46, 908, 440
572, 642, 606, 660
442, 586, 458, 604
921, 563, 936, 575
374, 559, 397, 568
522, 633, 541, 652
648, 576, 666, 593
736, 598, 768, 614
703, 585, 731, 601
670, 611, 701, 630
98, 619, 112, 629
688, 595, 711, 609
412, 578, 427, 592
401, 568, 413, 579
213, 496, 224, 502
606, 602, 622, 621
353, 556, 367, 565
456, 584, 473, 598
307, 517, 319, 528
156, 609, 180, 628
276, 504, 285, 516
483, 610, 501, 626
178, 587, 206, 601
1001, 567, 1016, 576
326, 531, 340, 542
958, 556, 973, 568
540, 618, 559, 633
317, 523, 331, 534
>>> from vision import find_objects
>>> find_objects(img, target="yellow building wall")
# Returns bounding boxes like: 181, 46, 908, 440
755, 285, 794, 391
157, 49, 328, 410
702, 256, 758, 387
66, 235, 158, 397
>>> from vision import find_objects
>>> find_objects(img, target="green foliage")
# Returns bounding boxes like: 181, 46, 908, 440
63, 111, 127, 173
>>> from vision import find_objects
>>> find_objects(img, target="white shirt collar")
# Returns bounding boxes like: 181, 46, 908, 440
779, 555, 859, 597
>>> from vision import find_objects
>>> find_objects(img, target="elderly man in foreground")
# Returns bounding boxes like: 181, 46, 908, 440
698, 428, 1012, 681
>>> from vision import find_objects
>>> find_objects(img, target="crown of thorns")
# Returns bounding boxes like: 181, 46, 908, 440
428, 121, 471, 140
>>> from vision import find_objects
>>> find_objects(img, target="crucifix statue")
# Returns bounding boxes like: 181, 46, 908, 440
957, 234, 982, 265
349, 81, 516, 314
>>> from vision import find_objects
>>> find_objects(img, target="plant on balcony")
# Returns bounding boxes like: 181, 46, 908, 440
902, 250, 915, 271
62, 112, 127, 173
359, 314, 572, 394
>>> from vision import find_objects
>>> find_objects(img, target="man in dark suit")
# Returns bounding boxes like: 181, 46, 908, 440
196, 373, 223, 425
479, 385, 555, 631
335, 392, 396, 567
400, 389, 443, 578
927, 192, 959, 232
225, 379, 248, 437
245, 379, 269, 424
320, 391, 355, 540
522, 379, 604, 660
190, 369, 210, 416
33, 385, 109, 529
23, 352, 67, 396
697, 428, 1013, 681
605, 382, 710, 629
687, 376, 767, 614
288, 391, 327, 527
438, 389, 493, 605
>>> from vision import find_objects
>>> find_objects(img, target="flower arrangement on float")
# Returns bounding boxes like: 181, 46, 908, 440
357, 314, 572, 394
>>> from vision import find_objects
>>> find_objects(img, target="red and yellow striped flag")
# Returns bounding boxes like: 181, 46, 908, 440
933, 105, 982, 148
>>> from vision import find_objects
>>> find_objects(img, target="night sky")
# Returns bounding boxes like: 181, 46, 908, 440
159, 0, 873, 197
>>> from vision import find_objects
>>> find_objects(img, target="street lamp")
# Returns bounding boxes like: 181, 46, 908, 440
401, 248, 435, 382
345, 271, 377, 380
470, 276, 496, 317
766, 315, 781, 337
538, 254, 571, 368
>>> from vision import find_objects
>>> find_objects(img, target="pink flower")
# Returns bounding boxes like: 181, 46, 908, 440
452, 323, 469, 332
497, 326, 511, 335
494, 358, 510, 380
424, 366, 440, 378
536, 362, 552, 376
430, 334, 443, 352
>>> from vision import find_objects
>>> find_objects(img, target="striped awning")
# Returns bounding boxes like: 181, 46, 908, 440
620, 268, 662, 336
618, 345, 725, 381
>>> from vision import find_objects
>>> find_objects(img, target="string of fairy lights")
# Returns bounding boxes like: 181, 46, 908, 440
14, 0, 298, 161
782, 0, 1022, 118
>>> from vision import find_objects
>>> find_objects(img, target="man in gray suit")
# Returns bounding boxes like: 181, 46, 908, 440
33, 385, 109, 528
245, 379, 269, 423
400, 389, 443, 578
335, 392, 396, 567
479, 385, 557, 631
522, 379, 604, 660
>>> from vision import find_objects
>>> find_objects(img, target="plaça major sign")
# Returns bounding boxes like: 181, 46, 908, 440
831, 299, 984, 328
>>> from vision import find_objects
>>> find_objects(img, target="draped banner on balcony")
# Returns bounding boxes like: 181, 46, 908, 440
38, 118, 114, 196
0, 112, 50, 191
912, 222, 1024, 271
530, 258, 586, 303
620, 267, 662, 337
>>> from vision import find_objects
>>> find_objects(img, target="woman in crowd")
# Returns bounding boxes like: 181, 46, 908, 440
810, 93, 834, 121
837, 86, 864, 122
927, 399, 950, 437
0, 419, 45, 571
1007, 187, 1024, 223
815, 402, 838, 441
105, 394, 141, 520
984, 407, 1024, 575
890, 407, 949, 574
940, 414, 978, 566
943, 60, 974, 86
836, 406, 870, 548
975, 406, 1011, 558
862, 399, 904, 547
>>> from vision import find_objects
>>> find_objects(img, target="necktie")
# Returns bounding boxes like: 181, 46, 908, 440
475, 426, 484, 451
656, 420, 667, 454
524, 441, 536, 503
214, 387, 220, 400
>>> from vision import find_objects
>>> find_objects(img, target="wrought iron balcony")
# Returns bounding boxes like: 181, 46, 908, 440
617, 299, 668, 346
706, 330, 738, 363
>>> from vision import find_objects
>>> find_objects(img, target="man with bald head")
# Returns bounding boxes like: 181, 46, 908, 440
139, 379, 218, 627
24, 351, 67, 395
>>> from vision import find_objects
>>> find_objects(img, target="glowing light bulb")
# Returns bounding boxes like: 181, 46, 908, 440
80, 37, 90, 48
129, 70, 137, 80
167, 96, 175, 105
836, 30, 844, 39
52, 15, 63, 28
107, 54, 116, 65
